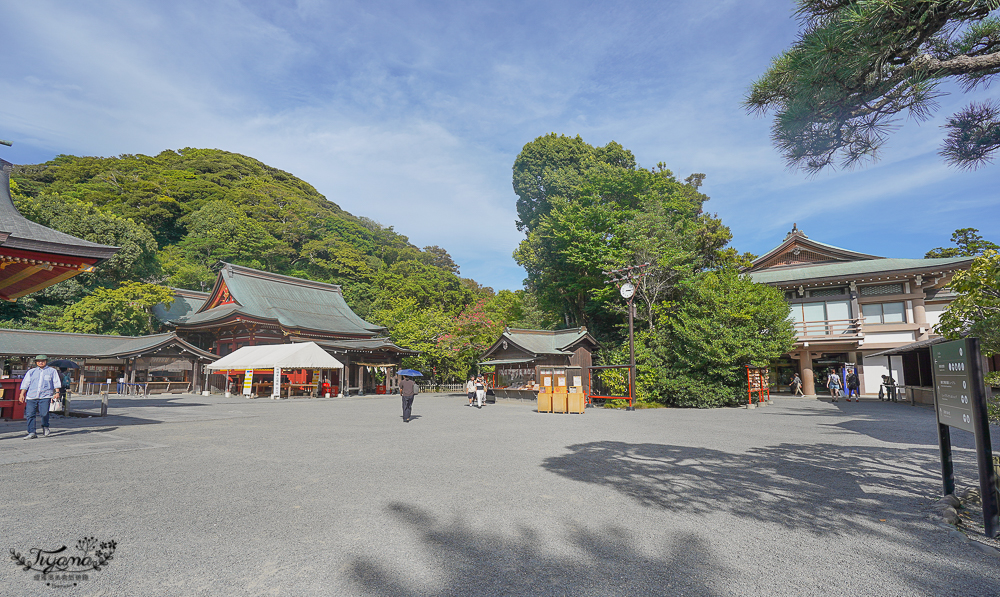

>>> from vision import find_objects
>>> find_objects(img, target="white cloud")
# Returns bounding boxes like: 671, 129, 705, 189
1, 0, 997, 290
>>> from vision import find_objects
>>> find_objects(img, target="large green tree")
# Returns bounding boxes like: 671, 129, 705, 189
925, 227, 999, 257
512, 133, 637, 232
59, 282, 174, 336
512, 136, 733, 336
656, 269, 797, 407
746, 1, 1000, 171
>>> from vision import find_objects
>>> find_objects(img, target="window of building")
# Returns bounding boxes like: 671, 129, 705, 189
860, 283, 904, 296
862, 302, 905, 324
788, 299, 852, 335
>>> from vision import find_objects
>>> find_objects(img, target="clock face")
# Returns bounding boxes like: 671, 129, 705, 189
620, 282, 635, 299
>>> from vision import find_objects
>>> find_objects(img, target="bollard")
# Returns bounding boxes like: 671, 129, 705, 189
100, 391, 108, 417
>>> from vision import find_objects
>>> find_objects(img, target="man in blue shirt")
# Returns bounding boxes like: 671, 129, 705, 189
18, 354, 62, 440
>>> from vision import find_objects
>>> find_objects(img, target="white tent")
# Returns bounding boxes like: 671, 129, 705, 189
205, 342, 344, 398
205, 342, 344, 371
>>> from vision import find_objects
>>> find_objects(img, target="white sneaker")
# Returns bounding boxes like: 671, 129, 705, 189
23, 433, 37, 440
43, 427, 51, 437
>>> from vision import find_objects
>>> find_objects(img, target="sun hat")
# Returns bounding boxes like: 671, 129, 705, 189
34, 354, 49, 361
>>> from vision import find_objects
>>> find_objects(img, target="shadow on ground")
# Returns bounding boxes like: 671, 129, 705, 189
345, 498, 998, 597
347, 503, 723, 597
541, 441, 966, 535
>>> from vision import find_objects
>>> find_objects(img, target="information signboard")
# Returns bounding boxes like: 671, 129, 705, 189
931, 341, 974, 433
930, 338, 998, 538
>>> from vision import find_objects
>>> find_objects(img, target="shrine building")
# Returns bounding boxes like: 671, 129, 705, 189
480, 327, 599, 389
747, 225, 976, 399
164, 263, 416, 394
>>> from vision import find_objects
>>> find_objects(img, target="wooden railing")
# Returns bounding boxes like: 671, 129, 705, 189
793, 318, 863, 339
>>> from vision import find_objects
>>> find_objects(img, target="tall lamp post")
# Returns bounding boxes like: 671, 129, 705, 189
603, 263, 651, 412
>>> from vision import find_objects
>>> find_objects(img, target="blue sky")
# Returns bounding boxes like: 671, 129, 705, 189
2, 1, 997, 290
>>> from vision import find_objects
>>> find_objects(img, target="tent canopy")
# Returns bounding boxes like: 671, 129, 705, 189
205, 342, 344, 371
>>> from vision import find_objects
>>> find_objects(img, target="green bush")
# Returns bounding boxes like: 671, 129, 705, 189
661, 375, 741, 408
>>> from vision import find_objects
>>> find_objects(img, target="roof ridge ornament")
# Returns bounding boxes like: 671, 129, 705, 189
784, 223, 808, 241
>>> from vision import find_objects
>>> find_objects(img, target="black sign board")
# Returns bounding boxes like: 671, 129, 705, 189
930, 338, 999, 538
931, 341, 975, 433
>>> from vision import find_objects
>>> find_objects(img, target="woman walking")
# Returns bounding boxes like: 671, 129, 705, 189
827, 369, 842, 402
474, 376, 486, 409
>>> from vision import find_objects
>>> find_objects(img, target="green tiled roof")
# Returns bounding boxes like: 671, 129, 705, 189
483, 327, 597, 360
292, 336, 418, 355
749, 257, 974, 285
0, 329, 216, 359
153, 288, 209, 323
178, 263, 384, 336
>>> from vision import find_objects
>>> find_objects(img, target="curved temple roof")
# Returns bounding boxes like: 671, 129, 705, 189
177, 263, 385, 337
0, 329, 216, 360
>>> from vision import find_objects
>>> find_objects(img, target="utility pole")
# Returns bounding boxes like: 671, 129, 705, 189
603, 263, 651, 411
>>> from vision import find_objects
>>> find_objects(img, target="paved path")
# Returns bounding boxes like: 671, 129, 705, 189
1, 394, 998, 596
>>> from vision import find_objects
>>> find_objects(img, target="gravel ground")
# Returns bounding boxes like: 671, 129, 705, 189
1, 394, 998, 596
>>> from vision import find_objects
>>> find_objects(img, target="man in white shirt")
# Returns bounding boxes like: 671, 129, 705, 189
18, 354, 62, 440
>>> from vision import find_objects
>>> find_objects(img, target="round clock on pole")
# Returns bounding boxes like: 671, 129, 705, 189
620, 282, 635, 299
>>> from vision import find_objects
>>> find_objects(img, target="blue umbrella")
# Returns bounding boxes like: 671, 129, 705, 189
397, 369, 423, 377
48, 359, 80, 369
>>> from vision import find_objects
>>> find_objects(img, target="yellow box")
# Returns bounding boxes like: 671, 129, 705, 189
552, 393, 568, 413
537, 392, 552, 413
567, 393, 585, 414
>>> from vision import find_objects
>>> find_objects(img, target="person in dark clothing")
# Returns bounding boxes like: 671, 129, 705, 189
399, 376, 419, 422
845, 369, 860, 402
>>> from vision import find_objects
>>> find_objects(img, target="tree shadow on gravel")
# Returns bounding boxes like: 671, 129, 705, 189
541, 441, 970, 534
347, 502, 723, 597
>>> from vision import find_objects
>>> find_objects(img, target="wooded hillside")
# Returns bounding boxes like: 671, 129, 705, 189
5, 148, 542, 380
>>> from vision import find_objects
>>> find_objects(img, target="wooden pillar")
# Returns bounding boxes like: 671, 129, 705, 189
130, 358, 138, 384
913, 297, 928, 340
78, 361, 86, 393
800, 349, 816, 396
190, 358, 198, 393
855, 351, 866, 395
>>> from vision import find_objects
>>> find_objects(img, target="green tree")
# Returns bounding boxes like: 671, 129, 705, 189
513, 142, 731, 335
512, 134, 636, 232
925, 227, 999, 257
11, 189, 160, 286
936, 249, 1000, 353
746, 1, 1000, 171
935, 249, 1000, 419
175, 200, 278, 270
372, 297, 458, 382
657, 269, 797, 407
370, 260, 476, 316
59, 282, 175, 336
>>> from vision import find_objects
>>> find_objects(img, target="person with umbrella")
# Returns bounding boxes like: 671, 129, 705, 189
397, 369, 421, 423
18, 354, 62, 439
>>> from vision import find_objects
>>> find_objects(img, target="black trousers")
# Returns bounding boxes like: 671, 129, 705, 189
402, 394, 415, 419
